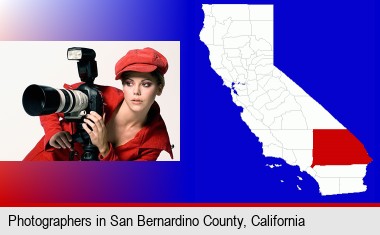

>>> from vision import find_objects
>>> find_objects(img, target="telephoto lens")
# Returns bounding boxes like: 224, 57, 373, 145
22, 84, 88, 116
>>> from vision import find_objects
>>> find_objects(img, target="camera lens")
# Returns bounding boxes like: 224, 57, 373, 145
22, 84, 88, 116
56, 89, 88, 113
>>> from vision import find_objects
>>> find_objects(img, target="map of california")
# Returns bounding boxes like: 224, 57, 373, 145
199, 4, 371, 195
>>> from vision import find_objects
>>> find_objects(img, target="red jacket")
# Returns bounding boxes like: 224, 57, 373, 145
23, 83, 173, 161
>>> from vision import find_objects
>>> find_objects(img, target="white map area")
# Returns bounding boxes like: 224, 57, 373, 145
200, 4, 369, 195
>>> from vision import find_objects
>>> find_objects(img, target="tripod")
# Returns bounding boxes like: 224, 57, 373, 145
69, 122, 100, 161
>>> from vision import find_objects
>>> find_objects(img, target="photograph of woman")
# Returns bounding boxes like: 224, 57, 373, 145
22, 46, 176, 161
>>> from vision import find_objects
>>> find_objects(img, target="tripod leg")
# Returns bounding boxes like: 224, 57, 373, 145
69, 142, 77, 161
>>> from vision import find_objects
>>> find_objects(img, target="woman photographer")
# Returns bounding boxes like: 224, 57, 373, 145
24, 47, 173, 161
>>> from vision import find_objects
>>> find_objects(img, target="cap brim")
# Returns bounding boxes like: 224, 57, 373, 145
115, 64, 158, 80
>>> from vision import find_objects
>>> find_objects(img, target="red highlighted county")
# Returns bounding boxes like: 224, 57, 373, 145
312, 129, 372, 167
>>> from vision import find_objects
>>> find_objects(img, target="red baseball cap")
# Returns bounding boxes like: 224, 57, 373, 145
115, 47, 168, 80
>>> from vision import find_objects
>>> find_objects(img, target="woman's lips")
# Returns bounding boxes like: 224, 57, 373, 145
131, 99, 143, 104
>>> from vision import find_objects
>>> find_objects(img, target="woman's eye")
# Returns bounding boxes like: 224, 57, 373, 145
142, 82, 152, 87
123, 81, 133, 86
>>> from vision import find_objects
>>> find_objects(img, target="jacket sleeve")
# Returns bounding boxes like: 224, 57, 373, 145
135, 148, 161, 161
98, 144, 161, 161
38, 83, 83, 150
98, 143, 117, 161
40, 113, 62, 150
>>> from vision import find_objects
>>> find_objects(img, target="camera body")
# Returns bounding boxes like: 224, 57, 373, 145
22, 47, 103, 119
65, 47, 103, 121
22, 47, 104, 161
63, 83, 103, 122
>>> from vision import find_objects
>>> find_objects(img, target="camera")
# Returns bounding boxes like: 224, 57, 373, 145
22, 47, 103, 119
22, 47, 104, 161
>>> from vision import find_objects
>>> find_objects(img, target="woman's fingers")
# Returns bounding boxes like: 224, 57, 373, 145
50, 131, 72, 149
50, 140, 61, 149
81, 112, 108, 150
63, 131, 73, 143
82, 121, 93, 134
90, 111, 102, 120
83, 118, 96, 130
59, 134, 72, 149
83, 112, 105, 132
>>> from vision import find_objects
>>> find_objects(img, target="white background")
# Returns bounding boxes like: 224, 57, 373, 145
0, 207, 378, 234
0, 41, 180, 161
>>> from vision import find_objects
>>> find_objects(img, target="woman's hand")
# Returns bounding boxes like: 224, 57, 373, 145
49, 131, 73, 150
82, 111, 110, 156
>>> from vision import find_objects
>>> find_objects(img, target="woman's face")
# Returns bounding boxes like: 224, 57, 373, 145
122, 72, 162, 114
